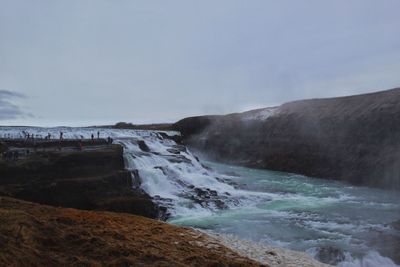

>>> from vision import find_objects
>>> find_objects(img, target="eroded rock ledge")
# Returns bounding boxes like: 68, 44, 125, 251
0, 141, 165, 219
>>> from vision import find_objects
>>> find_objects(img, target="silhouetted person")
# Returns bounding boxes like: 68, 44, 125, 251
91, 134, 94, 141
13, 151, 19, 161
59, 132, 63, 140
4, 151, 11, 161
97, 131, 100, 139
107, 137, 113, 144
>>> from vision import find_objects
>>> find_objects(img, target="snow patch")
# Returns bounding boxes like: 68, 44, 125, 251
240, 107, 278, 121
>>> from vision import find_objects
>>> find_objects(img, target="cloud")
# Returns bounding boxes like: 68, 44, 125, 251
0, 90, 30, 120
1, 1, 400, 125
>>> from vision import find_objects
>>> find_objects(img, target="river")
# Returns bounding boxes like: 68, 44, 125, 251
1, 126, 399, 266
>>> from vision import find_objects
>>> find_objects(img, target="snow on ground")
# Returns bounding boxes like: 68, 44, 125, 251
239, 107, 278, 121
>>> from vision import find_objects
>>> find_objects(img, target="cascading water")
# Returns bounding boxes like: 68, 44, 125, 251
1, 126, 399, 267
0, 126, 270, 216
115, 133, 272, 218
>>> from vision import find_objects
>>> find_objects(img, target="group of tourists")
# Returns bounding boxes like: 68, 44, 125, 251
1, 133, 13, 139
90, 131, 101, 140
59, 131, 104, 141
3, 131, 112, 143
22, 131, 62, 141
1, 130, 114, 159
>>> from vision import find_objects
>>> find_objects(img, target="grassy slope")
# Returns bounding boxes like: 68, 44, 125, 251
0, 197, 265, 267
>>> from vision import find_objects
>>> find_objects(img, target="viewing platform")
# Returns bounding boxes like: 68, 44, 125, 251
0, 138, 114, 161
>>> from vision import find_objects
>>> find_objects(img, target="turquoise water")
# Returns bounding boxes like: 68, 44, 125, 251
2, 127, 399, 265
170, 161, 400, 265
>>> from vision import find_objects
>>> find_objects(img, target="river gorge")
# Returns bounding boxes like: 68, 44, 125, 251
1, 126, 399, 266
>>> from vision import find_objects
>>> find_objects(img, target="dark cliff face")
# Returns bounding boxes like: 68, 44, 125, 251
174, 115, 222, 137
0, 144, 165, 219
174, 88, 400, 189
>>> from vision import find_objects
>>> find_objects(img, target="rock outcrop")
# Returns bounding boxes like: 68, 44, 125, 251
207, 232, 331, 267
174, 88, 400, 189
0, 143, 165, 219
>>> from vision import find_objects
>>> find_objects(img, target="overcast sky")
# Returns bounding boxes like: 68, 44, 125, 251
1, 0, 400, 126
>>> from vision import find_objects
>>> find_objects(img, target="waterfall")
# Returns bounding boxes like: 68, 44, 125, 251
115, 132, 266, 217
2, 126, 400, 265
0, 126, 265, 217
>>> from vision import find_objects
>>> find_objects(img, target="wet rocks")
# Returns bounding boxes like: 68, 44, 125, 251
151, 164, 230, 211
172, 144, 188, 153
311, 246, 346, 265
190, 187, 229, 210
131, 169, 141, 188
163, 154, 192, 164
137, 140, 150, 152
157, 131, 183, 144
167, 148, 181, 154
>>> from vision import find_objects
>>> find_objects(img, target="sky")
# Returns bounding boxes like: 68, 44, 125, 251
1, 0, 400, 126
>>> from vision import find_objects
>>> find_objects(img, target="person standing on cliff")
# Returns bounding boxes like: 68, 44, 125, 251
107, 136, 113, 144
59, 131, 63, 141
91, 134, 94, 141
97, 131, 100, 139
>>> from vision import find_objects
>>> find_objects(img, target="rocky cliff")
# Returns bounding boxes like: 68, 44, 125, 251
0, 142, 165, 219
174, 88, 400, 189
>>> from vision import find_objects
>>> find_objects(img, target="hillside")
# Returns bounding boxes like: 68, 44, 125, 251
174, 88, 400, 189
0, 197, 264, 267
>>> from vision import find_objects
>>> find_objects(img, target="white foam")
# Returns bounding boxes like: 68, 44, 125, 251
338, 251, 399, 267
117, 136, 267, 216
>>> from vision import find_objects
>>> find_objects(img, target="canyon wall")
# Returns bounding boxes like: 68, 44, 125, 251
175, 88, 400, 189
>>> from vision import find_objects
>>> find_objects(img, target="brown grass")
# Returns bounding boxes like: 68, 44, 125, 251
0, 197, 265, 267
